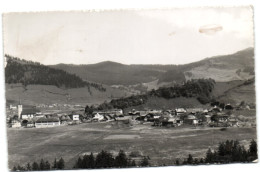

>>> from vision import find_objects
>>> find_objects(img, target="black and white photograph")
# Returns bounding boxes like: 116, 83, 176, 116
1, 5, 258, 171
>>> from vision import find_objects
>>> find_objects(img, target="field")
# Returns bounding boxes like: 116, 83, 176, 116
5, 84, 130, 106
210, 80, 255, 105
7, 122, 256, 169
185, 66, 252, 82
123, 97, 208, 113
218, 82, 256, 105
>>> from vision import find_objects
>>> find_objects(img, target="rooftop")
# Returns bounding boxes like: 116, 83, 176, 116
36, 117, 60, 123
21, 108, 40, 115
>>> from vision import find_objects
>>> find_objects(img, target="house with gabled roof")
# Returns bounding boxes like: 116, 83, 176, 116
175, 108, 186, 115
21, 108, 41, 119
183, 114, 199, 125
92, 113, 104, 121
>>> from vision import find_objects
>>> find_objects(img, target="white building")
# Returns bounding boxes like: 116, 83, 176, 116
92, 113, 104, 121
175, 108, 186, 115
9, 105, 17, 110
72, 114, 80, 121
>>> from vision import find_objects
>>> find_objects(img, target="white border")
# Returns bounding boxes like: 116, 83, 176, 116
0, 0, 259, 172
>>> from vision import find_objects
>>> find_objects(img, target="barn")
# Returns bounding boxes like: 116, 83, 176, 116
35, 117, 60, 128
184, 115, 199, 125
21, 108, 41, 119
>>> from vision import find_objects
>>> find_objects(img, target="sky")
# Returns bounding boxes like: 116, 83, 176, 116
3, 7, 254, 65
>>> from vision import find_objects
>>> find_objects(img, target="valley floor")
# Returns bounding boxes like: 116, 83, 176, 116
7, 122, 257, 169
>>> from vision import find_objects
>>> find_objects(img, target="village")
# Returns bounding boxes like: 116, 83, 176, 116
6, 100, 254, 129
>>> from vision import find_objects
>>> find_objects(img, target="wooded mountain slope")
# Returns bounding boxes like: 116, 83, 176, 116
5, 55, 105, 91
50, 48, 254, 85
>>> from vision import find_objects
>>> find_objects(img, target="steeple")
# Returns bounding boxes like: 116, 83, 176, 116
17, 98, 23, 119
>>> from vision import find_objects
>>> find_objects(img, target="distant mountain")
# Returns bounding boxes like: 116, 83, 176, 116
50, 48, 254, 87
5, 55, 106, 91
50, 61, 168, 85
5, 47, 255, 107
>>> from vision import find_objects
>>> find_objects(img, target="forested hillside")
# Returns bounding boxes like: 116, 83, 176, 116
93, 79, 216, 110
5, 55, 105, 91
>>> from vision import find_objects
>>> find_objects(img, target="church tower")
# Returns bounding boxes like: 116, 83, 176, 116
17, 99, 23, 119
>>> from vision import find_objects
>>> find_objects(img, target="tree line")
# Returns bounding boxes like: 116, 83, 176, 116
12, 150, 149, 171
12, 157, 64, 171
5, 54, 106, 92
11, 139, 257, 171
98, 95, 148, 110
150, 78, 215, 104
74, 150, 149, 169
176, 139, 257, 165
87, 78, 216, 112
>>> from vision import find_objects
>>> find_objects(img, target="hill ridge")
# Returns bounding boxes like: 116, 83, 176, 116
50, 47, 254, 66
5, 54, 106, 92
50, 47, 254, 86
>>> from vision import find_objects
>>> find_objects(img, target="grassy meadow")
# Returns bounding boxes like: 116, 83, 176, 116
7, 122, 256, 169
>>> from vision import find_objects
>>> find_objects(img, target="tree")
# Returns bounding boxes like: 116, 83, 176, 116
187, 154, 193, 164
81, 155, 88, 168
85, 105, 94, 115
32, 162, 39, 171
194, 158, 199, 164
130, 160, 136, 167
249, 139, 257, 157
26, 163, 31, 171
205, 148, 214, 163
12, 166, 17, 171
218, 142, 226, 156
57, 157, 65, 169
74, 157, 82, 169
95, 150, 114, 168
88, 152, 95, 168
175, 159, 180, 165
45, 160, 51, 170
40, 159, 45, 170
140, 157, 149, 167
114, 150, 128, 167
16, 165, 25, 171
52, 158, 57, 169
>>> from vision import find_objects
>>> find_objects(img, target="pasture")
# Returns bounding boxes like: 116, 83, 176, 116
5, 83, 129, 106
7, 122, 256, 169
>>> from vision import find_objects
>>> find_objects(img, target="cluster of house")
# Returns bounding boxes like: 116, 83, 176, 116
129, 104, 239, 127
8, 103, 126, 128
8, 101, 239, 129
9, 103, 83, 128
